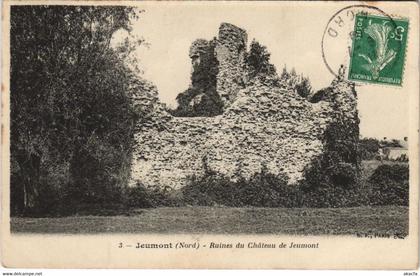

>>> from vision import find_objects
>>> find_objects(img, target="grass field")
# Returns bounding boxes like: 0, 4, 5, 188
11, 205, 408, 236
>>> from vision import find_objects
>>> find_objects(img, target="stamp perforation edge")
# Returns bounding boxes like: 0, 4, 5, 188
347, 12, 410, 88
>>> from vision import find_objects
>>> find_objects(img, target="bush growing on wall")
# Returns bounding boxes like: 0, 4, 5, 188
170, 40, 223, 117
295, 76, 313, 98
245, 40, 277, 82
298, 105, 362, 207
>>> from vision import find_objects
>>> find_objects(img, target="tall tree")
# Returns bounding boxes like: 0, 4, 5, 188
10, 6, 144, 214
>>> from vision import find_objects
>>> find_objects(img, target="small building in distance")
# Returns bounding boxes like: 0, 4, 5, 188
380, 137, 408, 161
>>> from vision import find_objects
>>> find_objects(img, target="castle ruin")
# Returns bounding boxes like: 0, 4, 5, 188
130, 23, 359, 189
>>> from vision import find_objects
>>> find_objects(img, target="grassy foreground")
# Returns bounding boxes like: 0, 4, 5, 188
11, 206, 408, 236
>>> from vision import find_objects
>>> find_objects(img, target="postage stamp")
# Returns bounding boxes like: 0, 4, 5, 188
348, 13, 409, 86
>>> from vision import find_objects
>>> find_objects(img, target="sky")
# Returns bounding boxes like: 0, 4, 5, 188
122, 2, 411, 139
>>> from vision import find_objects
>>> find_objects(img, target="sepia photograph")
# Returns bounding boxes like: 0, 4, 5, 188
1, 0, 418, 269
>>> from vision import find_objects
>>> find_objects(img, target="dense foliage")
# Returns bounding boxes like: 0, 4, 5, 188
171, 40, 223, 117
125, 183, 181, 208
10, 6, 145, 216
297, 114, 362, 207
279, 67, 313, 98
380, 139, 404, 148
176, 161, 408, 208
170, 87, 224, 117
245, 39, 277, 82
368, 164, 409, 206
359, 138, 381, 160
181, 171, 301, 207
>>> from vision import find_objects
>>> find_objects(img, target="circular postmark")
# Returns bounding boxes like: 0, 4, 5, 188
321, 5, 406, 85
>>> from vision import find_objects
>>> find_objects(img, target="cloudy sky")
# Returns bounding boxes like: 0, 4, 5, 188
125, 2, 414, 139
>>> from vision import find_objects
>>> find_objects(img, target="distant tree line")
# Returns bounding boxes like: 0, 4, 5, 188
10, 6, 145, 216
359, 137, 407, 160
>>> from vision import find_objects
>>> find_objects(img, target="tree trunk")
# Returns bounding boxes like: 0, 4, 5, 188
15, 151, 41, 214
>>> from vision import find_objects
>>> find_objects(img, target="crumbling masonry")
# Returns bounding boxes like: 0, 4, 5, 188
130, 23, 359, 189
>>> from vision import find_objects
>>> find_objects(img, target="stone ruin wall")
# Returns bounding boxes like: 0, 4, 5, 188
215, 23, 248, 104
130, 23, 359, 189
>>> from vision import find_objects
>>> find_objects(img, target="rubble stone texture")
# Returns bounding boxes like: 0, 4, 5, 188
215, 23, 248, 105
130, 23, 359, 189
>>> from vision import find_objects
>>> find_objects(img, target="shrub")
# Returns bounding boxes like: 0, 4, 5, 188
299, 159, 366, 208
126, 182, 181, 208
295, 76, 312, 98
182, 159, 366, 208
170, 39, 223, 117
245, 39, 277, 81
181, 173, 239, 206
359, 138, 381, 160
181, 170, 298, 207
368, 164, 409, 206
242, 173, 301, 207
170, 87, 224, 117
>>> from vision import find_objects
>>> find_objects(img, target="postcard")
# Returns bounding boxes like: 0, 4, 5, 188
1, 1, 418, 269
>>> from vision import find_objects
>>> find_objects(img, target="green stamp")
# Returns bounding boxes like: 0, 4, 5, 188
348, 13, 409, 86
